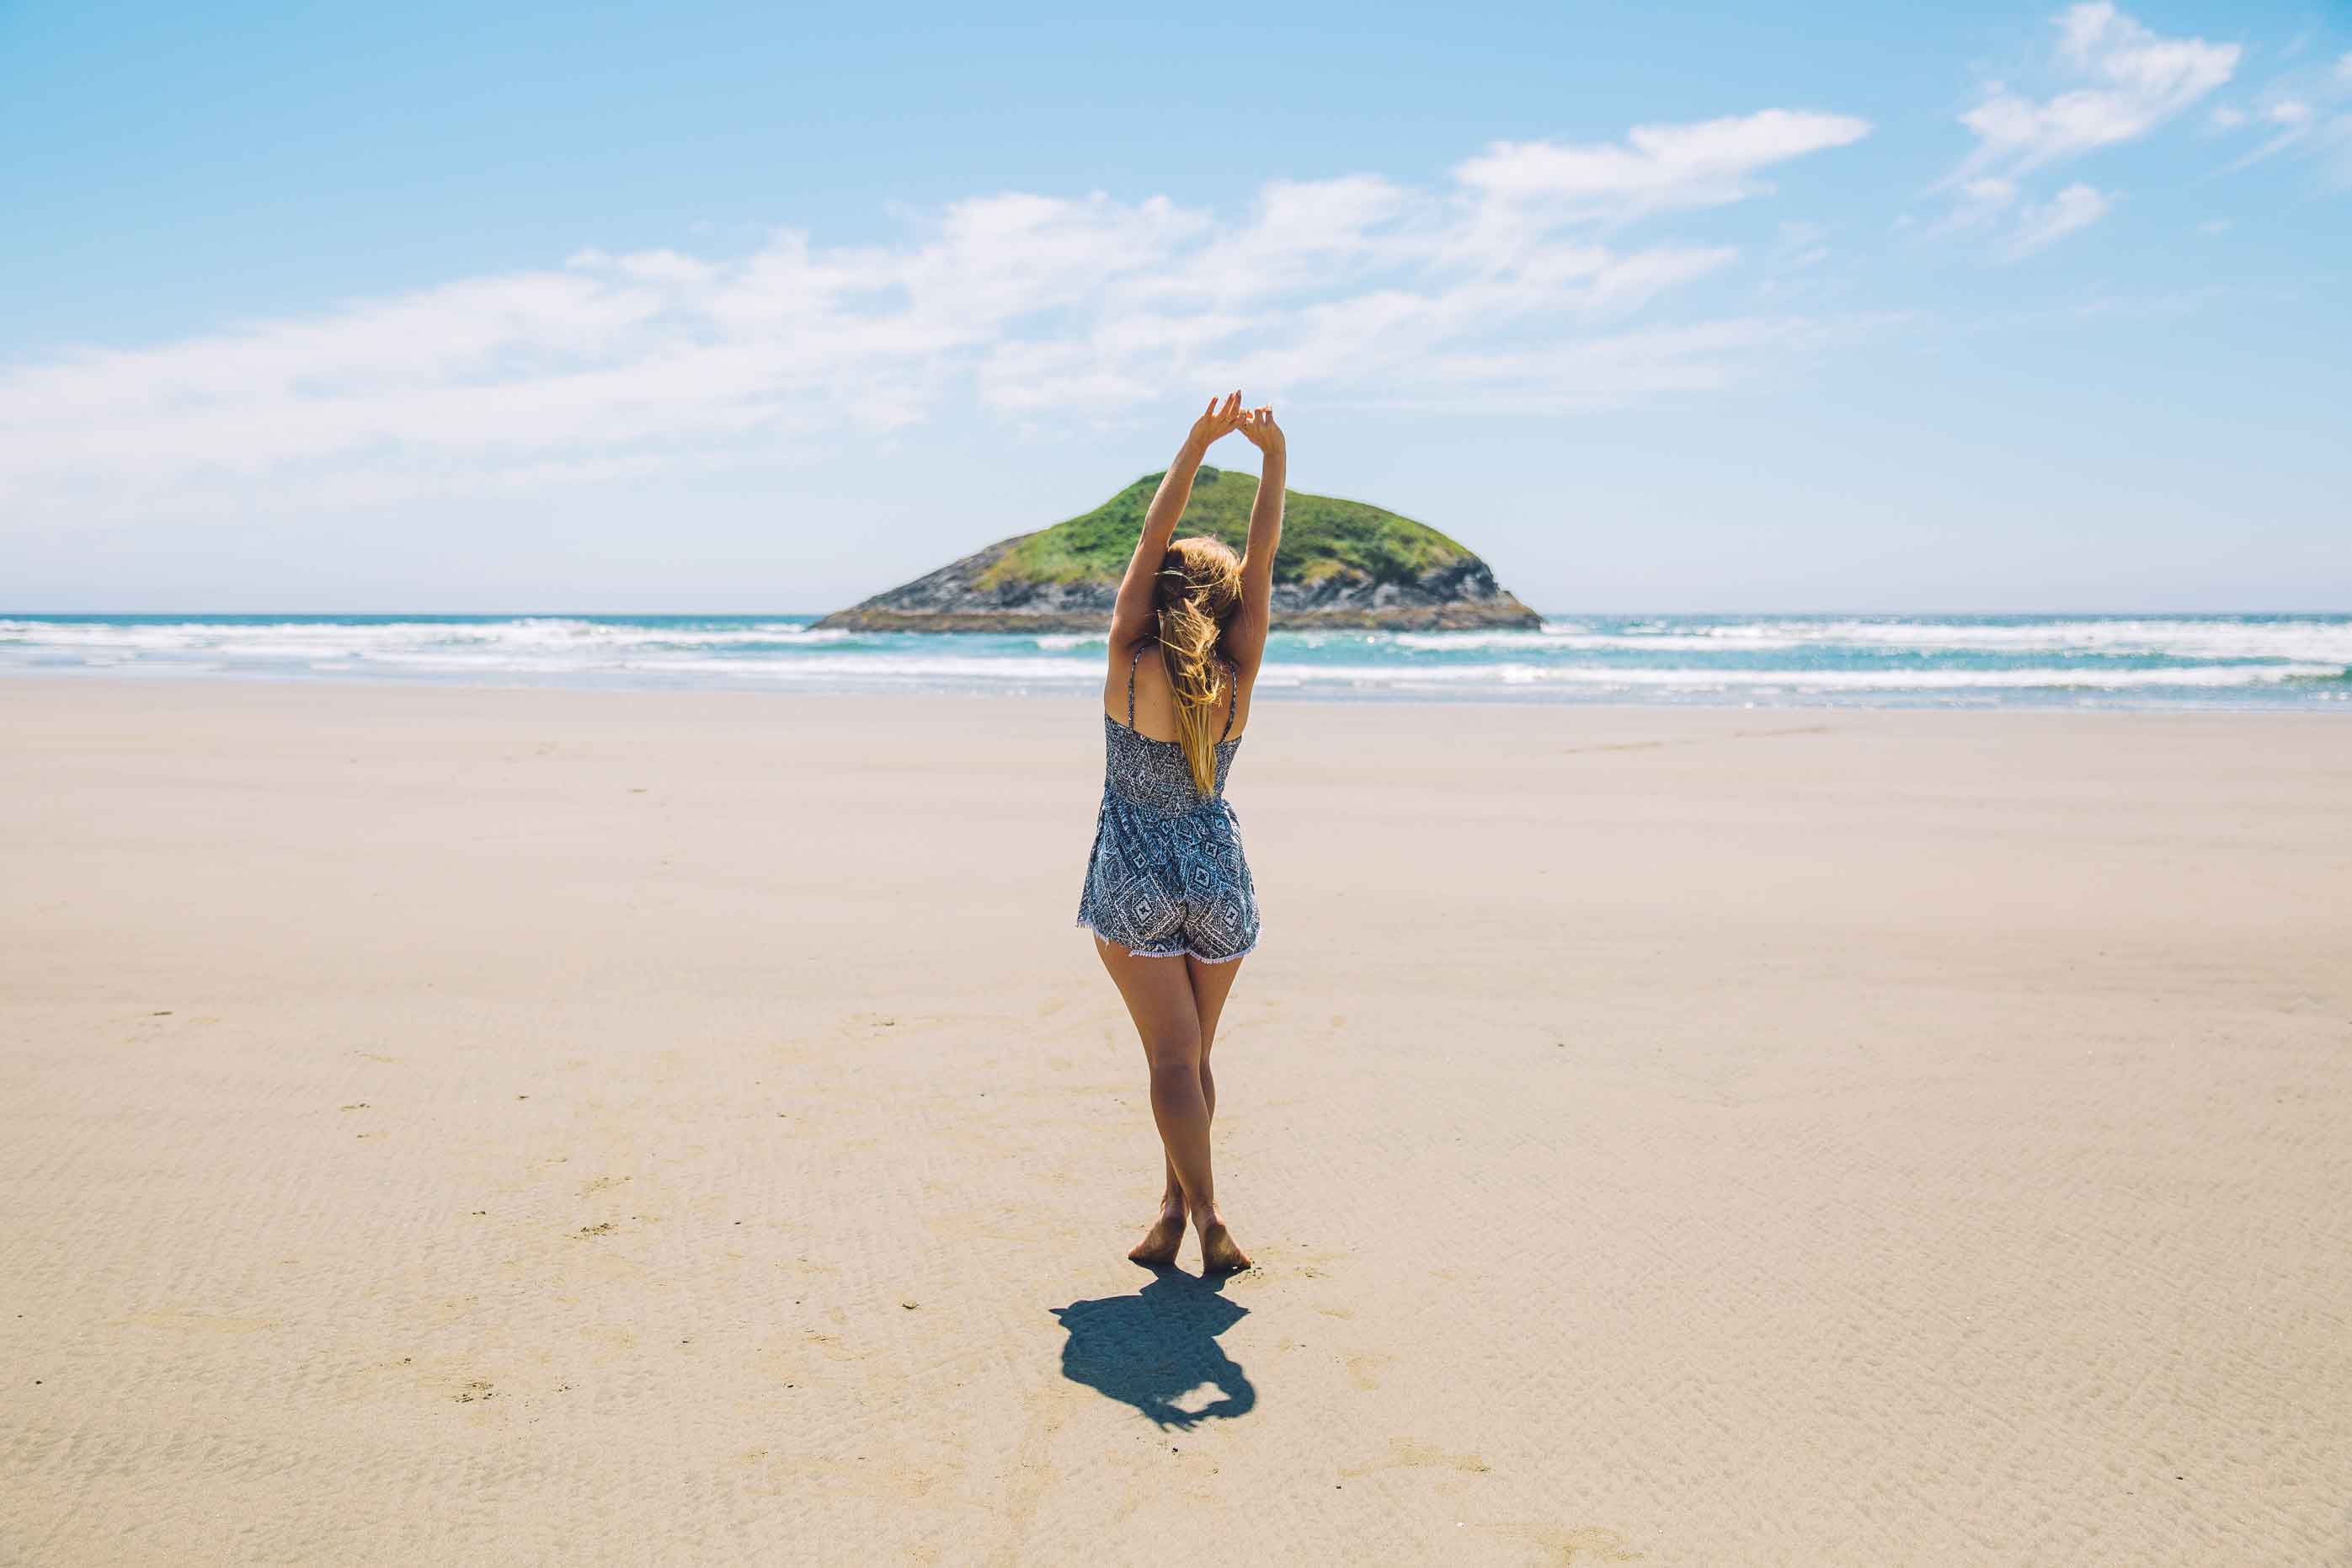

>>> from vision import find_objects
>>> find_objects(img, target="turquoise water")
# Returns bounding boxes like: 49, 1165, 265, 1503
3, 614, 2348, 710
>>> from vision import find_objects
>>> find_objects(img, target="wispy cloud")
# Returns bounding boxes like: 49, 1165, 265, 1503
1940, 4, 2232, 260
1929, 176, 2022, 237
1955, 3, 2238, 179
2220, 99, 2318, 172
1454, 110, 1869, 217
2209, 47, 2352, 185
0, 115, 1871, 522
1999, 183, 2114, 260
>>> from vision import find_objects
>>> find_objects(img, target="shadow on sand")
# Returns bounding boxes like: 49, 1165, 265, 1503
1048, 1267, 1256, 1430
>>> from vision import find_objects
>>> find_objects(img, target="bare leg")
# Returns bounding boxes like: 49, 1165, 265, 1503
1183, 953, 1250, 1272
1095, 938, 1247, 1270
1159, 953, 1238, 1208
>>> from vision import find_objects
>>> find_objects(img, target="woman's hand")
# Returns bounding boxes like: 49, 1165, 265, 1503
1236, 404, 1283, 458
1186, 391, 1246, 452
1117, 392, 1246, 648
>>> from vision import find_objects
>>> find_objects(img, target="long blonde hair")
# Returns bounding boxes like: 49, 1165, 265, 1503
1153, 535, 1244, 796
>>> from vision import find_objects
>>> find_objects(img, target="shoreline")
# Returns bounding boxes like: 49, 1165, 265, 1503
8, 612, 2346, 715
4, 667, 2344, 716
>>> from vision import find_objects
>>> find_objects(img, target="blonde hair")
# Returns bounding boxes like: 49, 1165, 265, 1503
1153, 535, 1244, 796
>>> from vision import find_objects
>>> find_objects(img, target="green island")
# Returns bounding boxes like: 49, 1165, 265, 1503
816, 467, 1540, 632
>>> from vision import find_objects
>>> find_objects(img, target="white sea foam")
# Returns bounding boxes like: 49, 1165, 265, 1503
1696, 618, 2352, 663
0, 617, 848, 655
1255, 661, 2342, 691
3, 616, 2344, 707
1390, 629, 1805, 652
1388, 618, 2352, 661
344, 649, 1109, 683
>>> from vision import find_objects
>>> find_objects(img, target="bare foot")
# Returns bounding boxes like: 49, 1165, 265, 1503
1197, 1216, 1251, 1274
1128, 1207, 1186, 1266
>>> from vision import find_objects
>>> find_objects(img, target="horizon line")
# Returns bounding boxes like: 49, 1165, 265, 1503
7, 607, 2351, 621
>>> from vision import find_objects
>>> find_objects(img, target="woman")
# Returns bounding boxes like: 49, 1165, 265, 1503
1075, 389, 1283, 1275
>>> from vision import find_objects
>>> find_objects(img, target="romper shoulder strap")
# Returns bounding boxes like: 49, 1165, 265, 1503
1126, 642, 1144, 729
1219, 658, 1239, 742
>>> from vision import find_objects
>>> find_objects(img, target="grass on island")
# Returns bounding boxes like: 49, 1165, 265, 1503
975, 468, 1478, 590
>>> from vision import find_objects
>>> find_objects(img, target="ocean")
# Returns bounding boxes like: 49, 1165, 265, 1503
3, 614, 2347, 711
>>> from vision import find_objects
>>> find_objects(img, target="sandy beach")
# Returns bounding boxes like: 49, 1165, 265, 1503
3, 676, 2347, 1565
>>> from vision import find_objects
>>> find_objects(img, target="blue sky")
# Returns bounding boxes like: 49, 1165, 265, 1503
4, 1, 2348, 612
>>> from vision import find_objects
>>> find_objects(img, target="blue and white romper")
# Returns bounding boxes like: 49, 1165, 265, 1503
1075, 643, 1261, 963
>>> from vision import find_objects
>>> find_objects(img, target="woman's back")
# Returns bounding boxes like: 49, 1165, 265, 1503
1107, 639, 1255, 745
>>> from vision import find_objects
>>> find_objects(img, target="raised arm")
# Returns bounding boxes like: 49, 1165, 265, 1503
1107, 392, 1245, 652
1225, 405, 1286, 673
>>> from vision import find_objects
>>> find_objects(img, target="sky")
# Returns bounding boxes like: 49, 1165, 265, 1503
4, 1, 2349, 613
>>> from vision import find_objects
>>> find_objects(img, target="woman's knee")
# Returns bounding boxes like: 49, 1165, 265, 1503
1142, 1025, 1203, 1071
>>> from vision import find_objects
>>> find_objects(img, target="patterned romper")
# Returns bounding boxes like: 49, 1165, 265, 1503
1075, 643, 1262, 963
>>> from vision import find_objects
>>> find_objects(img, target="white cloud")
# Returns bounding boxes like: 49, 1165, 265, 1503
2205, 35, 2352, 186
1954, 3, 2237, 179
1384, 317, 1842, 411
1939, 7, 2231, 262
1999, 183, 2113, 260
0, 115, 1872, 521
1934, 176, 2022, 235
2221, 98, 2323, 173
1453, 109, 1870, 217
